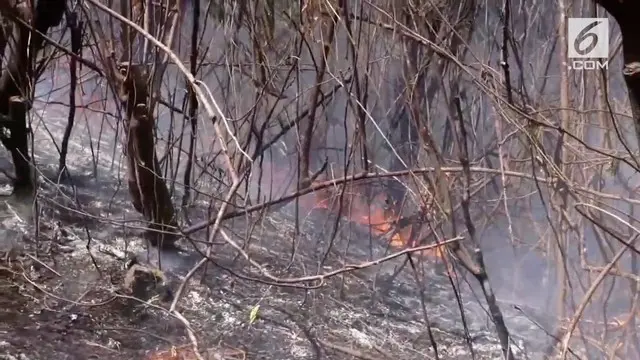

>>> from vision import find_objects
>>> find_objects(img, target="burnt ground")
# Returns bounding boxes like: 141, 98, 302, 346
0, 166, 557, 360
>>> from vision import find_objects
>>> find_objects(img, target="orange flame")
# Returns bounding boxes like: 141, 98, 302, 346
306, 182, 445, 260
265, 166, 446, 262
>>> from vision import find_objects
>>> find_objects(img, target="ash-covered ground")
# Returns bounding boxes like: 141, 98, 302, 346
0, 161, 557, 360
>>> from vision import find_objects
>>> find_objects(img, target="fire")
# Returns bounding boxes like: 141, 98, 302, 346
306, 181, 445, 261
264, 166, 446, 262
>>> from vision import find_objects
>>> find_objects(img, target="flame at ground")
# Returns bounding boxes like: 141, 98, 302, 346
305, 182, 445, 261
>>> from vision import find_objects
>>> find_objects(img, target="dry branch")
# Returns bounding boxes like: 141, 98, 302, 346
87, 0, 247, 183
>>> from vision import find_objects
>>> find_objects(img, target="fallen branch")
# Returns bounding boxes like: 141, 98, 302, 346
169, 175, 246, 312
171, 310, 205, 360
317, 339, 383, 360
184, 234, 461, 289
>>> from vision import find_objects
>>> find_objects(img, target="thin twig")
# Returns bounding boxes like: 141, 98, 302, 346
560, 203, 640, 358
85, 0, 245, 182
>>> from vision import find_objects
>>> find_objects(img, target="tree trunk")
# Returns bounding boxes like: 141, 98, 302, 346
0, 2, 33, 195
595, 2, 640, 148
118, 64, 177, 248
0, 0, 65, 196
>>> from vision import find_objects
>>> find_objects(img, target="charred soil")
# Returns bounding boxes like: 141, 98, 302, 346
0, 178, 550, 360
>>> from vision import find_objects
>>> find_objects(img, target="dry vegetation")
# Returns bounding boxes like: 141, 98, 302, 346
1, 0, 640, 359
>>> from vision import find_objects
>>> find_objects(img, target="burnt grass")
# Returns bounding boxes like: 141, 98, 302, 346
0, 169, 552, 360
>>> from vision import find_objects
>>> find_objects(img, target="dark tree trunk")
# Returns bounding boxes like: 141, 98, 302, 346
0, 0, 65, 195
595, 2, 640, 148
0, 2, 33, 194
118, 64, 177, 249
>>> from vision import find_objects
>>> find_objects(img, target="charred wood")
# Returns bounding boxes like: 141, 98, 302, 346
118, 64, 177, 249
0, 0, 65, 194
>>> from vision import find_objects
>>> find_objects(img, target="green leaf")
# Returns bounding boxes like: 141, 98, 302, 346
249, 304, 260, 324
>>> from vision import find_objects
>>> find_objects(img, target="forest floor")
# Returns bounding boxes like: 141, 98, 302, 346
0, 165, 556, 360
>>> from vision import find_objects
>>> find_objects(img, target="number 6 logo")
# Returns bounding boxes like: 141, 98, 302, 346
568, 18, 609, 59
574, 21, 601, 56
